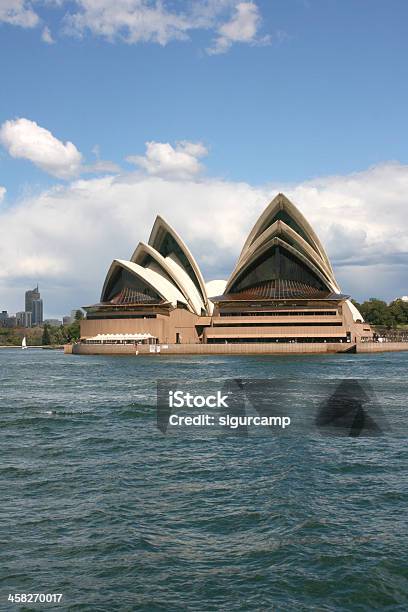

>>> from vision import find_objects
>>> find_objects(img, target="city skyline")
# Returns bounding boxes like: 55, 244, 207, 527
1, 1, 407, 314
0, 284, 79, 325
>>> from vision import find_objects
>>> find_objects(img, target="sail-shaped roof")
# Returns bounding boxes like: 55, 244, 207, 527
98, 217, 210, 314
101, 259, 188, 308
238, 193, 334, 274
131, 242, 205, 315
148, 216, 209, 313
229, 220, 340, 294
224, 193, 341, 300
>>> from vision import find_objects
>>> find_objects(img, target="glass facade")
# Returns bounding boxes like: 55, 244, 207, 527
230, 245, 328, 294
32, 299, 43, 325
103, 267, 162, 304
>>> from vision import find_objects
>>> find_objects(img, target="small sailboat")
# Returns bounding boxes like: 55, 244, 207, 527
22, 336, 27, 350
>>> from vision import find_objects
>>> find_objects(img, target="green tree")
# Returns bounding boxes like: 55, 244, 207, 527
358, 298, 396, 328
42, 323, 51, 345
68, 319, 81, 341
389, 299, 408, 325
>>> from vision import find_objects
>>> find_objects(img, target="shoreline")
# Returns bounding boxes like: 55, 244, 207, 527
0, 345, 64, 350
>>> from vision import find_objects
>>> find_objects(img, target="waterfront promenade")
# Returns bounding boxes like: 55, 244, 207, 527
65, 341, 408, 356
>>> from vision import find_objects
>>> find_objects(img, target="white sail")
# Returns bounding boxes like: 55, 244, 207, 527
22, 337, 27, 349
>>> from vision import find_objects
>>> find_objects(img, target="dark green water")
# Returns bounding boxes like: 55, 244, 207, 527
1, 350, 407, 611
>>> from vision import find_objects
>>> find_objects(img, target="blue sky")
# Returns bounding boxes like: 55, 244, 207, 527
0, 1, 407, 316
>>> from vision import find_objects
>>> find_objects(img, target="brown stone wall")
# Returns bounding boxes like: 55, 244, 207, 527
356, 342, 408, 353
79, 302, 376, 346
69, 342, 352, 355
80, 308, 201, 344
166, 308, 200, 344
341, 303, 373, 341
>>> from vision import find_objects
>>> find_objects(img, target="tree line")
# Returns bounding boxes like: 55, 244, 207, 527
41, 311, 83, 345
352, 298, 408, 328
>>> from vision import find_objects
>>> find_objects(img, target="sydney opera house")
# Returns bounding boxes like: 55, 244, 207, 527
79, 194, 373, 351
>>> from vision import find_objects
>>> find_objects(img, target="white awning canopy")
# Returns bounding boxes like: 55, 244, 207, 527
86, 333, 155, 341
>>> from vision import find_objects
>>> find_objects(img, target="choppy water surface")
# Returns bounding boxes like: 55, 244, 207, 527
1, 350, 407, 611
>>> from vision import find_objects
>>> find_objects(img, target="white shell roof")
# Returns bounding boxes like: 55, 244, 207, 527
102, 259, 188, 308
148, 215, 210, 311
227, 193, 340, 295
131, 242, 206, 315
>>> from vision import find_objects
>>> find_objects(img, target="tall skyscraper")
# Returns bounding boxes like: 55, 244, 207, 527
25, 285, 40, 313
25, 285, 43, 325
32, 298, 43, 326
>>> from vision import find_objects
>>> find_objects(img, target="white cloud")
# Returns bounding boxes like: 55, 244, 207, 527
0, 185, 6, 202
0, 0, 39, 28
0, 118, 83, 179
0, 117, 119, 179
0, 1, 271, 54
62, 0, 268, 53
208, 2, 268, 55
65, 0, 190, 45
41, 25, 55, 44
285, 162, 408, 267
127, 141, 208, 179
1, 160, 407, 315
281, 163, 408, 299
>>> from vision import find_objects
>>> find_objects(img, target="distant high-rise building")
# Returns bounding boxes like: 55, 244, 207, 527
63, 315, 72, 325
25, 285, 43, 325
0, 310, 14, 327
32, 299, 43, 326
0, 310, 8, 326
16, 311, 32, 328
25, 285, 40, 313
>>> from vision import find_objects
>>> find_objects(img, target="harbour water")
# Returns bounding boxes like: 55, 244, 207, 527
1, 349, 407, 610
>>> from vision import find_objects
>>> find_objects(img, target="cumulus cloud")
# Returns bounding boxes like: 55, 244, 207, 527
0, 117, 119, 179
0, 185, 6, 202
1, 161, 407, 314
127, 141, 208, 179
281, 163, 408, 300
0, 1, 271, 54
0, 118, 83, 179
0, 0, 39, 28
64, 0, 268, 54
64, 0, 191, 45
285, 162, 408, 268
208, 1, 268, 55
